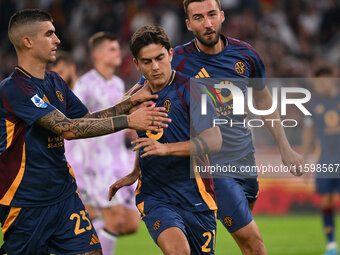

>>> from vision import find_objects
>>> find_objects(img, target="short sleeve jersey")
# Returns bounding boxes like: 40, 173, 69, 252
0, 66, 88, 207
171, 35, 266, 174
136, 70, 217, 213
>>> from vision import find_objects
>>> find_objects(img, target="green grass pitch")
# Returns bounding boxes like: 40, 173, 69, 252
0, 215, 338, 254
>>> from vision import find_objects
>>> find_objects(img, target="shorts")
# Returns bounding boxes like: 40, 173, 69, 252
140, 200, 216, 255
316, 178, 340, 194
0, 192, 101, 255
214, 177, 259, 233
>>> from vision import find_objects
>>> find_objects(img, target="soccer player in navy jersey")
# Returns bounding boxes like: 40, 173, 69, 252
168, 0, 304, 254
302, 67, 340, 255
0, 9, 170, 255
110, 25, 222, 255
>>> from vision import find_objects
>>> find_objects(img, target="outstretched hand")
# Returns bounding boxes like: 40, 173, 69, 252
131, 81, 157, 104
108, 173, 139, 201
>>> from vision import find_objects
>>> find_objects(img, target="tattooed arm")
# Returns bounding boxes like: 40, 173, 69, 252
37, 105, 171, 140
86, 83, 157, 118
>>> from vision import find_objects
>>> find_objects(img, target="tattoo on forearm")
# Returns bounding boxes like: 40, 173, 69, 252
89, 97, 133, 118
37, 109, 128, 139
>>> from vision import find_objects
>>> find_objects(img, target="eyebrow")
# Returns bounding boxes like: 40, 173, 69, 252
140, 53, 165, 61
192, 9, 217, 17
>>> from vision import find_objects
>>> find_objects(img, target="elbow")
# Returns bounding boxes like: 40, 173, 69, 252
61, 132, 76, 140
210, 127, 222, 153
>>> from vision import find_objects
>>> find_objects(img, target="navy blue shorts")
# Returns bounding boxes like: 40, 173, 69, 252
214, 177, 258, 233
316, 178, 340, 194
0, 192, 101, 255
141, 200, 216, 255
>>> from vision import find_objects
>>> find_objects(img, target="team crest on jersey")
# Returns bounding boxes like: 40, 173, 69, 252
56, 90, 64, 102
163, 99, 171, 113
224, 216, 233, 227
234, 61, 246, 75
31, 94, 48, 108
316, 104, 325, 114
153, 220, 161, 231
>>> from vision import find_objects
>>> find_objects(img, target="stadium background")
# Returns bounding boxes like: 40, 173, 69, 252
1, 0, 340, 254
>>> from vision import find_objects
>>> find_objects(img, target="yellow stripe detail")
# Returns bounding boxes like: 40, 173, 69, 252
67, 162, 75, 178
5, 120, 15, 149
195, 75, 199, 78
135, 179, 141, 195
201, 68, 210, 77
194, 39, 200, 52
43, 94, 50, 103
2, 207, 21, 235
15, 67, 31, 78
193, 158, 217, 210
93, 234, 100, 243
0, 143, 26, 205
198, 72, 205, 78
91, 238, 96, 244
167, 70, 176, 86
90, 241, 94, 245
137, 201, 146, 218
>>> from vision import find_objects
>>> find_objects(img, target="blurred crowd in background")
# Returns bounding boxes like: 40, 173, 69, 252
0, 0, 340, 146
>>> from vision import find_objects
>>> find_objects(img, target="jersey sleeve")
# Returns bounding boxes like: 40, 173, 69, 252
187, 79, 218, 135
248, 49, 267, 91
4, 80, 56, 126
64, 83, 88, 119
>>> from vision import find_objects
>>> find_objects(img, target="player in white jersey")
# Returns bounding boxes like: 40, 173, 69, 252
65, 32, 139, 255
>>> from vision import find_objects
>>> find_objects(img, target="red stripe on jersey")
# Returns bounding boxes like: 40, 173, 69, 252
236, 50, 256, 77
0, 120, 26, 204
176, 89, 189, 116
228, 37, 261, 62
175, 56, 188, 73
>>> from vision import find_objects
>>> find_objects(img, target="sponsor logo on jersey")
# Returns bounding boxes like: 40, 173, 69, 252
31, 94, 48, 108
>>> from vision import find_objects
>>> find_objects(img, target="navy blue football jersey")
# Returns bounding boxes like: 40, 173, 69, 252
136, 70, 217, 213
171, 35, 266, 176
0, 66, 88, 207
308, 93, 340, 164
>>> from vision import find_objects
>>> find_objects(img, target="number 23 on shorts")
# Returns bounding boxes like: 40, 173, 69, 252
70, 210, 92, 235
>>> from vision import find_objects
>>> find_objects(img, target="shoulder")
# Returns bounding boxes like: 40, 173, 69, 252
1, 69, 35, 97
173, 40, 196, 57
45, 70, 65, 82
174, 71, 191, 86
226, 36, 262, 62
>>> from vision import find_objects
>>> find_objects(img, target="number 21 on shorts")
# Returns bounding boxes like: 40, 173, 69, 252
202, 229, 216, 252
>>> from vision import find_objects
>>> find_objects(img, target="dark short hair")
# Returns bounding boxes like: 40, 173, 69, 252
49, 50, 74, 68
314, 67, 333, 77
129, 25, 171, 59
8, 9, 52, 48
183, 0, 221, 18
88, 31, 118, 53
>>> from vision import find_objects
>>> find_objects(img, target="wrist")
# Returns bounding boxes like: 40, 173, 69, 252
113, 115, 129, 132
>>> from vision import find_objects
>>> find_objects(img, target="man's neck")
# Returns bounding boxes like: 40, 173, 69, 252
149, 72, 172, 93
18, 55, 46, 79
94, 63, 115, 81
196, 37, 225, 55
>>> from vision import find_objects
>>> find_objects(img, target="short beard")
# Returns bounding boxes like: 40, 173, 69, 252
194, 26, 222, 47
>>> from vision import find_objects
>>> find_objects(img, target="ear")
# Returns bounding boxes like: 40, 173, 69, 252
221, 10, 225, 23
186, 19, 192, 31
169, 48, 173, 63
133, 58, 140, 71
22, 36, 33, 49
